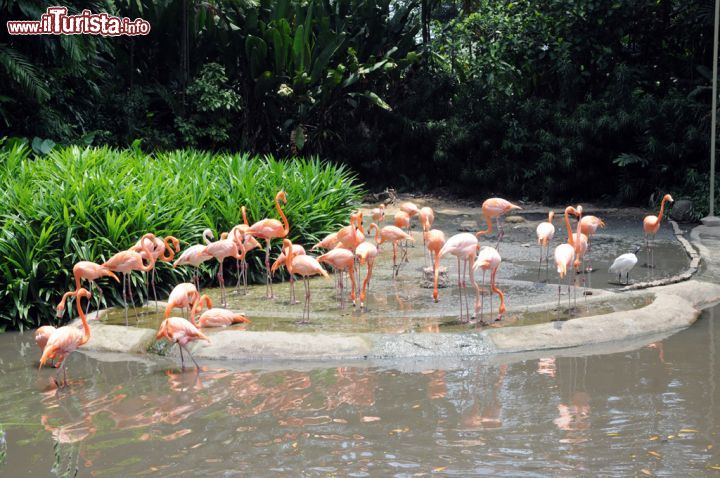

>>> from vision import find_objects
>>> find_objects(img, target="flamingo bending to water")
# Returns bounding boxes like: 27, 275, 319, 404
282, 239, 329, 323
643, 194, 674, 268
419, 207, 435, 266
472, 246, 505, 323
317, 248, 356, 308
439, 233, 478, 323
164, 282, 200, 319
271, 243, 306, 304
39, 288, 92, 387
355, 240, 379, 311
475, 198, 522, 247
247, 191, 290, 299
370, 224, 413, 277
190, 294, 250, 328
156, 316, 210, 371
425, 229, 446, 302
72, 261, 119, 315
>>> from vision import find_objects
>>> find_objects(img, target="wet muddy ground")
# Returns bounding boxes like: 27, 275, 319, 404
1, 305, 718, 476
96, 208, 689, 334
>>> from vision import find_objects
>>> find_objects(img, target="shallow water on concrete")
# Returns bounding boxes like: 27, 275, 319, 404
1, 306, 719, 476
98, 211, 688, 334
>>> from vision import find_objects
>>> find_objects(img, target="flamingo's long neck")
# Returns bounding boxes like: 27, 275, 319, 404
77, 293, 91, 345
657, 197, 669, 223
285, 241, 295, 274
139, 236, 156, 272
575, 209, 583, 252
59, 291, 75, 313
564, 208, 575, 247
369, 223, 379, 244
475, 211, 493, 237
276, 193, 289, 237
160, 236, 179, 262
242, 206, 249, 226
191, 295, 212, 325
433, 250, 441, 301
491, 275, 505, 315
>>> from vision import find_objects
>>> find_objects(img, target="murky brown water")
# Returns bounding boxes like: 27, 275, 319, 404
2, 306, 718, 476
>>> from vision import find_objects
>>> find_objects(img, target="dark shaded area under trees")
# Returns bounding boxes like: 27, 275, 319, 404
1, 0, 717, 213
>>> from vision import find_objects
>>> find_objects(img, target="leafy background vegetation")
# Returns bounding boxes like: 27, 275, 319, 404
0, 143, 362, 330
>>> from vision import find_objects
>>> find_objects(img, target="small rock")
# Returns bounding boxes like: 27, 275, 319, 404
421, 266, 448, 289
457, 220, 479, 232
505, 215, 526, 224
669, 199, 693, 222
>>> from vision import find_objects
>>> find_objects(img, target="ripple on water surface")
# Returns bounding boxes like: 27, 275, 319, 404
1, 311, 718, 476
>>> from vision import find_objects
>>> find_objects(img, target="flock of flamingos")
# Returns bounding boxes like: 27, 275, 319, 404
34, 191, 675, 387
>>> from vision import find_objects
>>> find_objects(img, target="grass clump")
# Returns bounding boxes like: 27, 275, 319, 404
0, 143, 363, 331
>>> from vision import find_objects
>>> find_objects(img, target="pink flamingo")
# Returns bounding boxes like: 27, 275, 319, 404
475, 197, 522, 247
418, 206, 435, 266
311, 232, 340, 252
337, 212, 364, 251
190, 294, 250, 328
247, 191, 290, 299
131, 235, 180, 308
569, 206, 588, 274
355, 240, 379, 311
282, 239, 329, 323
554, 242, 576, 312
156, 315, 210, 371
173, 233, 213, 292
204, 227, 246, 307
370, 223, 413, 277
230, 207, 260, 293
400, 201, 420, 218
579, 213, 605, 272
271, 243, 306, 304
72, 261, 119, 315
39, 288, 92, 387
393, 210, 412, 262
643, 194, 674, 268
102, 233, 156, 325
35, 325, 56, 364
536, 211, 555, 281
223, 225, 261, 294
371, 204, 386, 224
472, 246, 505, 324
425, 229, 446, 302
164, 282, 200, 319
439, 233, 478, 323
317, 248, 357, 308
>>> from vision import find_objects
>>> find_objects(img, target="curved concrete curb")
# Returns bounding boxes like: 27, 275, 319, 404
75, 279, 720, 362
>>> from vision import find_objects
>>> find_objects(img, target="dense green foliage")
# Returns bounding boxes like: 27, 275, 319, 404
1, 0, 716, 211
0, 143, 362, 330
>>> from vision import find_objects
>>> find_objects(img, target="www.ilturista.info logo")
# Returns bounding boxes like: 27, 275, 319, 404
7, 7, 150, 36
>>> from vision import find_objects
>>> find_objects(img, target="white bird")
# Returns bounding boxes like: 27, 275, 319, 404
609, 246, 641, 285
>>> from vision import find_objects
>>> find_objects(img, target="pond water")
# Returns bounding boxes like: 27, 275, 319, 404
2, 305, 718, 476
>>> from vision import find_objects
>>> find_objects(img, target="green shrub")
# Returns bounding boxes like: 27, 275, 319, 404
0, 144, 363, 331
